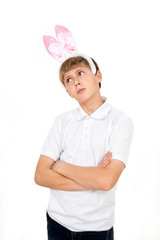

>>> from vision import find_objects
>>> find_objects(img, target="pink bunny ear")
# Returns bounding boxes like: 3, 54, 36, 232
43, 35, 63, 60
55, 25, 77, 52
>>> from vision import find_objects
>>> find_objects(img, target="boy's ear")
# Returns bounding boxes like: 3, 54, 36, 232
96, 70, 102, 83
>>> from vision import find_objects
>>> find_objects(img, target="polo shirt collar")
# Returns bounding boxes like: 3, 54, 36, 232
77, 96, 112, 120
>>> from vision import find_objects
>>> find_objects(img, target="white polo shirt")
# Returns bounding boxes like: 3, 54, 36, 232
40, 96, 134, 232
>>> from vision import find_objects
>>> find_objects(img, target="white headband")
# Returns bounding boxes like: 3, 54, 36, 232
43, 25, 96, 75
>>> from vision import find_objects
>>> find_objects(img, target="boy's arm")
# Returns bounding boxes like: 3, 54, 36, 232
34, 153, 112, 191
34, 155, 88, 191
52, 158, 125, 191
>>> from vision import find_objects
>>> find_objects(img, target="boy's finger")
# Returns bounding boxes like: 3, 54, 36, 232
105, 155, 112, 161
105, 160, 111, 164
106, 151, 112, 156
103, 159, 111, 165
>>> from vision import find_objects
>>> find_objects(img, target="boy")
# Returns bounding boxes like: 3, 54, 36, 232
34, 56, 134, 240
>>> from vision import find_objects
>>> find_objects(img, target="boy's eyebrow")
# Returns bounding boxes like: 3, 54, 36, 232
64, 68, 86, 81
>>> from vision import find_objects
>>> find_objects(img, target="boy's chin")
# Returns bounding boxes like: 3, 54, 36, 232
76, 97, 89, 105
69, 93, 89, 104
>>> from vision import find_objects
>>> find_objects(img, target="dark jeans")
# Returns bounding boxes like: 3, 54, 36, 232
46, 212, 114, 240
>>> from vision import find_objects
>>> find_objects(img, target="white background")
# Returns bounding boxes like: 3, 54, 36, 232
0, 0, 160, 239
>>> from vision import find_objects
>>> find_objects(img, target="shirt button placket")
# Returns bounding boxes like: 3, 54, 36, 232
82, 116, 91, 144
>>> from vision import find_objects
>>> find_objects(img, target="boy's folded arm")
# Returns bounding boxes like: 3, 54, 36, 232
52, 159, 125, 191
34, 155, 90, 191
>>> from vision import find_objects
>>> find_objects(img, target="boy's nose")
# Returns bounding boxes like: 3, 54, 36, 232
74, 78, 81, 86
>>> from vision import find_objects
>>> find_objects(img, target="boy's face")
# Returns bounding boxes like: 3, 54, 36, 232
63, 65, 102, 104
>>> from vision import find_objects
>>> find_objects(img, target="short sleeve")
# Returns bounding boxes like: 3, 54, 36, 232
40, 115, 63, 161
108, 115, 134, 167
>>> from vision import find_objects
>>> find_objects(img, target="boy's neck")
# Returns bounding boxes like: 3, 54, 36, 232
79, 94, 105, 115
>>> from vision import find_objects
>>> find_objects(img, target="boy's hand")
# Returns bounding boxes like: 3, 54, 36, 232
52, 160, 63, 173
98, 151, 112, 168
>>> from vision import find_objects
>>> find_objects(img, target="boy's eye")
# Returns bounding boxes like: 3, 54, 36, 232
78, 71, 84, 76
66, 78, 72, 83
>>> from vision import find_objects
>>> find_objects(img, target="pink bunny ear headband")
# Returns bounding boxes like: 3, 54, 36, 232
43, 25, 96, 75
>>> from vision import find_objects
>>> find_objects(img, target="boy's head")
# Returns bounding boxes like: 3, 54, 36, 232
59, 56, 102, 104
59, 56, 101, 89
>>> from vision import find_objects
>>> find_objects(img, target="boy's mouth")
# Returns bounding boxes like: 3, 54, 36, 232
77, 88, 86, 94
